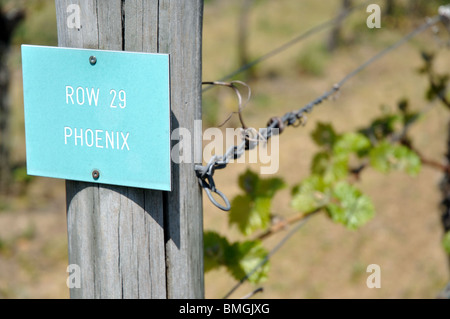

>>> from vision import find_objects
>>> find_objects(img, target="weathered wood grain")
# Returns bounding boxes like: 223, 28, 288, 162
56, 0, 203, 299
158, 0, 204, 299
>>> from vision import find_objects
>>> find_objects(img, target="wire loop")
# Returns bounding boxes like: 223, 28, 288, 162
197, 169, 231, 211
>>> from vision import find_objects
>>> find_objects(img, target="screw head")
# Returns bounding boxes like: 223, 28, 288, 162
92, 170, 100, 180
89, 55, 97, 65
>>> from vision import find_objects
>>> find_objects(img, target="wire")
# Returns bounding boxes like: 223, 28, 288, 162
337, 15, 442, 88
222, 213, 314, 299
197, 13, 445, 211
287, 15, 442, 122
203, 0, 371, 92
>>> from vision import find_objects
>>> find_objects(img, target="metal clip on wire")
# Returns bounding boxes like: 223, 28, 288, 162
195, 163, 231, 211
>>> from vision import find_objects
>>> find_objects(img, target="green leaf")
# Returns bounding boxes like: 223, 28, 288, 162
403, 112, 421, 127
238, 169, 260, 197
229, 195, 271, 236
229, 195, 252, 234
311, 152, 349, 184
311, 152, 331, 175
203, 231, 229, 272
231, 169, 285, 235
291, 175, 330, 213
360, 114, 401, 141
257, 177, 286, 198
238, 169, 285, 198
333, 132, 371, 157
311, 122, 338, 148
325, 182, 375, 230
369, 142, 421, 176
204, 234, 270, 284
225, 240, 269, 284
310, 133, 370, 184
443, 231, 450, 255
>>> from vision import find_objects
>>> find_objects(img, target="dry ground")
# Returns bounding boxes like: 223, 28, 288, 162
0, 0, 449, 298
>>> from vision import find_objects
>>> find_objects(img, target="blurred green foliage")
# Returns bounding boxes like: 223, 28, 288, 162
443, 231, 450, 255
296, 43, 330, 77
204, 170, 285, 284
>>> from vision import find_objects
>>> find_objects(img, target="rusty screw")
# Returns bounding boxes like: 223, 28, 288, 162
92, 169, 100, 180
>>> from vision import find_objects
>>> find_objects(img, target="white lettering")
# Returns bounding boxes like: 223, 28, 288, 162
85, 129, 94, 147
66, 86, 101, 106
64, 126, 130, 151
366, 264, 381, 288
64, 126, 72, 144
171, 127, 192, 164
226, 128, 245, 164
202, 127, 223, 162
121, 132, 129, 150
86, 88, 100, 106
66, 4, 81, 30
110, 89, 127, 108
194, 120, 203, 164
223, 303, 269, 315
66, 86, 74, 104
224, 304, 230, 314
66, 264, 81, 289
367, 4, 381, 29
76, 86, 85, 105
106, 130, 114, 149
179, 303, 213, 317
110, 89, 117, 108
118, 90, 126, 108
74, 128, 83, 146
65, 86, 129, 109
259, 128, 280, 175
95, 130, 103, 148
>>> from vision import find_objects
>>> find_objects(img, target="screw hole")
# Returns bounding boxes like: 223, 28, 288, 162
92, 170, 100, 180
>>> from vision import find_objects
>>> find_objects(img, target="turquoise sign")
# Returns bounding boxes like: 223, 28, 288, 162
22, 45, 171, 191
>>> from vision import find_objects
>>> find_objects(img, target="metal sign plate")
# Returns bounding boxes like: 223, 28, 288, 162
22, 45, 171, 190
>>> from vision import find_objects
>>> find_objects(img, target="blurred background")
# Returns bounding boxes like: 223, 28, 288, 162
0, 0, 450, 298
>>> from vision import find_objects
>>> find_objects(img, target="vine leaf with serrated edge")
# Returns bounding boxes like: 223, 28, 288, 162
230, 169, 285, 236
203, 231, 270, 284
225, 240, 270, 284
325, 181, 375, 230
369, 141, 421, 176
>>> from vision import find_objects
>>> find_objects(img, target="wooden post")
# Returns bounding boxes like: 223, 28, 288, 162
56, 0, 204, 298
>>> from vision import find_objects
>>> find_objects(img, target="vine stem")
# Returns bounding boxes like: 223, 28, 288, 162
404, 142, 450, 174
255, 209, 321, 241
